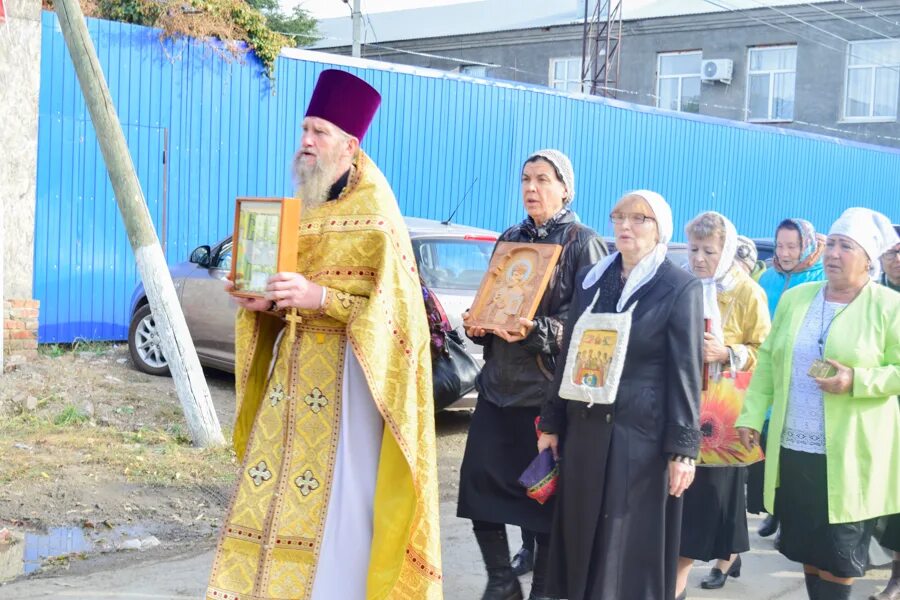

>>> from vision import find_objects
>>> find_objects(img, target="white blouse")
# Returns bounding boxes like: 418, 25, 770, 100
781, 289, 847, 455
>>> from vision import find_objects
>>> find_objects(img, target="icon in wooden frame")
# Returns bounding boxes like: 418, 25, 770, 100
467, 241, 562, 335
229, 197, 302, 298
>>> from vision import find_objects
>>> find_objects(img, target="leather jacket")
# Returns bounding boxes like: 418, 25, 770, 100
469, 209, 607, 408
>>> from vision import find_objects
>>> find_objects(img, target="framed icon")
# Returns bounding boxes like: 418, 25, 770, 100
467, 241, 562, 335
229, 197, 302, 298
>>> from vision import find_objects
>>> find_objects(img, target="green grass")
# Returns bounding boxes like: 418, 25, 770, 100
53, 405, 91, 426
38, 340, 115, 358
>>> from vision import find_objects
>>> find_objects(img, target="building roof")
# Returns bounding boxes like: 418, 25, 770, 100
312, 0, 824, 48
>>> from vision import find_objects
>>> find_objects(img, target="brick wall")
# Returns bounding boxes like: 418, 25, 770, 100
4, 299, 40, 359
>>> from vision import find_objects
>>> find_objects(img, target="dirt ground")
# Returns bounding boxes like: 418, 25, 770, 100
0, 344, 472, 583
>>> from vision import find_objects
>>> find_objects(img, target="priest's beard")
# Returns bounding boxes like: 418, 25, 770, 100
292, 147, 344, 211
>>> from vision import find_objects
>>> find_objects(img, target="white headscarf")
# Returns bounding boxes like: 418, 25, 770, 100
828, 207, 900, 279
686, 211, 738, 344
582, 189, 673, 312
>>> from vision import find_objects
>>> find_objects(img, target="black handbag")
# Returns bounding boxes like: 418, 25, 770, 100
420, 277, 480, 410
432, 328, 479, 411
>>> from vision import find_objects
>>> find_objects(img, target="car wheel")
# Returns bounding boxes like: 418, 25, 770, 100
128, 303, 171, 376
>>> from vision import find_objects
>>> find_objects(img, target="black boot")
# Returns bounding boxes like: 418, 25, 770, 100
511, 546, 534, 577
700, 555, 741, 589
758, 514, 779, 537
474, 529, 524, 600
870, 560, 900, 600
804, 572, 820, 600
528, 540, 555, 600
818, 579, 852, 600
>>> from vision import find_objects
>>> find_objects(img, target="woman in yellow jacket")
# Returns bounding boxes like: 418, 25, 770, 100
737, 208, 900, 600
676, 212, 771, 598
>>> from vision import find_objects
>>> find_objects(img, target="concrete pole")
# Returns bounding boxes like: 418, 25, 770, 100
351, 0, 361, 58
52, 0, 225, 447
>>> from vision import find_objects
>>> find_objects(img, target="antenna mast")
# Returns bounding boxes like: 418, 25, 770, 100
580, 0, 623, 97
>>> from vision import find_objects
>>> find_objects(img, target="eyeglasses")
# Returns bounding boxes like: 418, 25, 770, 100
884, 250, 900, 261
610, 213, 656, 225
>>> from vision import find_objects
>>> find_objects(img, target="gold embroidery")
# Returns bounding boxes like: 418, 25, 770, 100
294, 470, 320, 496
335, 291, 353, 309
303, 388, 328, 414
248, 461, 272, 486
268, 384, 285, 407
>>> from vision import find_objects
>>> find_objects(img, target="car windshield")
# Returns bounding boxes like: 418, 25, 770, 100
413, 238, 494, 290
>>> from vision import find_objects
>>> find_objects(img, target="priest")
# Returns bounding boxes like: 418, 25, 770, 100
207, 69, 442, 600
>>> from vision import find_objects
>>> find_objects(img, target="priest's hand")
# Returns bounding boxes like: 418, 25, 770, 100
668, 459, 695, 498
493, 318, 535, 343
814, 359, 854, 395
266, 273, 324, 310
225, 276, 270, 312
737, 427, 759, 451
537, 432, 559, 461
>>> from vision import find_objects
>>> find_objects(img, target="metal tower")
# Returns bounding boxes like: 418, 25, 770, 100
580, 0, 623, 97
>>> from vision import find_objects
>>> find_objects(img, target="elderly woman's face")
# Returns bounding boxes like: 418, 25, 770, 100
775, 227, 803, 271
611, 196, 658, 260
824, 234, 870, 285
688, 235, 724, 278
882, 243, 900, 285
521, 159, 567, 226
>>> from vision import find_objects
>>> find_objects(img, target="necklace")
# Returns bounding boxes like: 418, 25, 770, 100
817, 282, 866, 358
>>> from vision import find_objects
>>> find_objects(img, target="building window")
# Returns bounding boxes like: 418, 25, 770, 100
747, 45, 797, 122
460, 65, 487, 78
844, 39, 900, 121
550, 57, 583, 93
657, 51, 702, 113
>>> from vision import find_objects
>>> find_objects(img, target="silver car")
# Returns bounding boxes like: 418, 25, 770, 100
127, 217, 499, 408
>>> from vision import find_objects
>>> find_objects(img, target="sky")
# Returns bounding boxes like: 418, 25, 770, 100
288, 0, 468, 19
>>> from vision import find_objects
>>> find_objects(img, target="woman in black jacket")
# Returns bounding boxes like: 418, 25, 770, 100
457, 149, 606, 600
538, 190, 703, 600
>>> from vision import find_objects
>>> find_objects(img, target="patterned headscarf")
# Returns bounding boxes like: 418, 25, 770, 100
773, 218, 824, 274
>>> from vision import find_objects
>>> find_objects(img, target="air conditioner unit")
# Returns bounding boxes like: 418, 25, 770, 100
701, 59, 733, 84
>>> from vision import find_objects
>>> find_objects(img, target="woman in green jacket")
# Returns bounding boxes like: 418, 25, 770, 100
736, 208, 900, 600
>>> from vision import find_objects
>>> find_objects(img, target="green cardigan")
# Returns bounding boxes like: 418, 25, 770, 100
736, 280, 900, 524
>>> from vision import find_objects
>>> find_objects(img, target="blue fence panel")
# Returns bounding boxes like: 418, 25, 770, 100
35, 12, 900, 342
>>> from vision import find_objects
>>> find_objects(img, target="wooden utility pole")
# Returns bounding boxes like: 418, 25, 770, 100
351, 0, 361, 58
52, 0, 225, 447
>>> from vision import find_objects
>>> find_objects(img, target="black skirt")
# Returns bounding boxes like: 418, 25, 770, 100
680, 466, 750, 561
878, 514, 900, 553
457, 397, 554, 533
746, 426, 770, 515
775, 448, 875, 578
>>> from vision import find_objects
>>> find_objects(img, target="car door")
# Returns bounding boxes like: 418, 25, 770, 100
179, 242, 238, 371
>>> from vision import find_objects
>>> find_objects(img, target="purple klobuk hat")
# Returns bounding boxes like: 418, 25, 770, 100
305, 69, 381, 141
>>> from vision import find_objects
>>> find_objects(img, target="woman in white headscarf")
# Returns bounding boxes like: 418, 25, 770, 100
676, 212, 771, 598
736, 208, 900, 600
538, 190, 703, 600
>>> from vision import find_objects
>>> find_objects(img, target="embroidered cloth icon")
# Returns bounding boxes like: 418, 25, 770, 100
304, 388, 329, 413
249, 461, 272, 486
295, 470, 320, 496
269, 383, 285, 407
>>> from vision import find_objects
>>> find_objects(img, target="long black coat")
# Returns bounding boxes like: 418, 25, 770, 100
539, 257, 703, 600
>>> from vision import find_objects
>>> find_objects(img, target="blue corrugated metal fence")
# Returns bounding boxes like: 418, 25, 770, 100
35, 12, 900, 342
